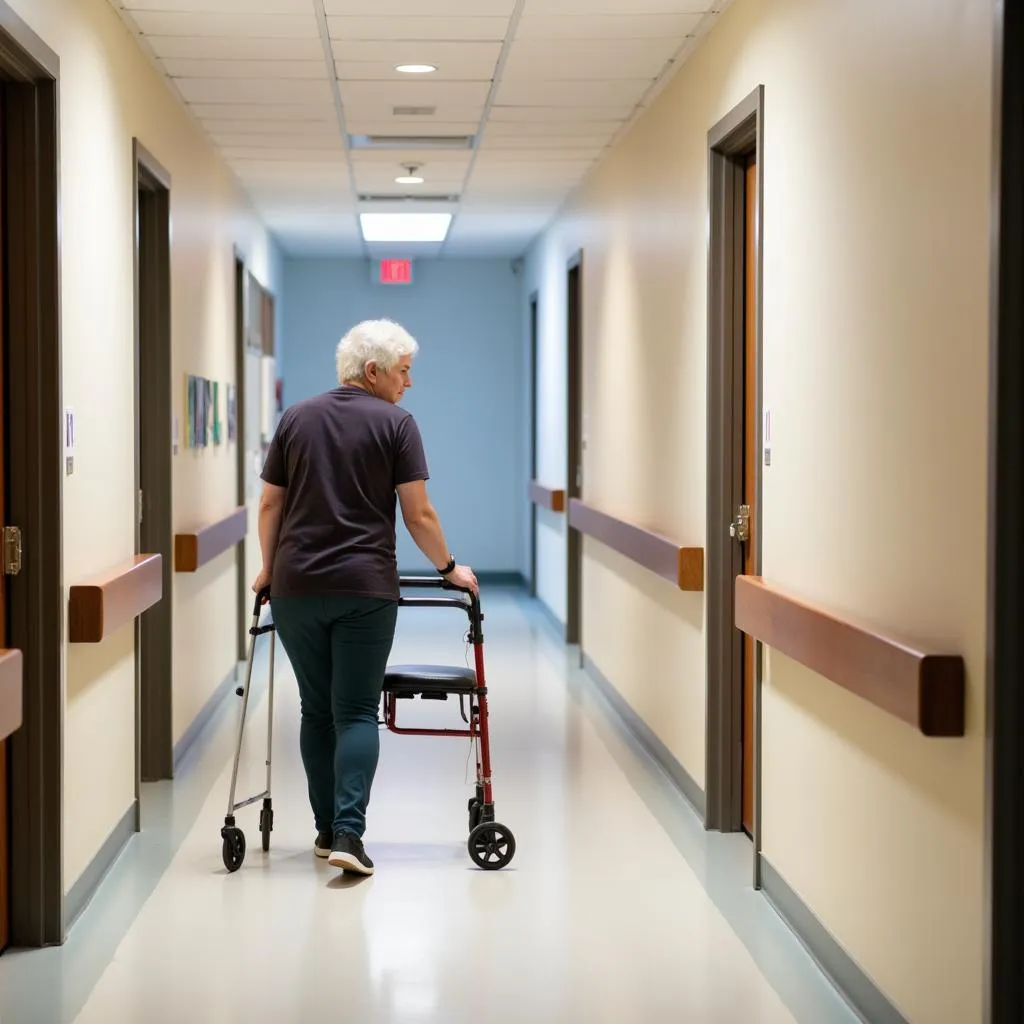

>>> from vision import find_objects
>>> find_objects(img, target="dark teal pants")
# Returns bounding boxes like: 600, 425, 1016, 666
270, 595, 398, 839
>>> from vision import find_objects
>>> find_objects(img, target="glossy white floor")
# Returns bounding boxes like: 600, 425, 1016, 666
0, 589, 858, 1024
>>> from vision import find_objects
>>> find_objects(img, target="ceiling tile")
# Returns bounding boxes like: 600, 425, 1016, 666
131, 11, 320, 38
201, 119, 339, 135
324, 0, 514, 13
522, 0, 709, 13
471, 158, 592, 175
343, 103, 485, 123
326, 16, 509, 41
345, 119, 480, 135
176, 78, 334, 104
210, 134, 343, 149
496, 79, 651, 107
162, 59, 328, 80
353, 180, 465, 198
350, 150, 471, 167
332, 40, 501, 65
489, 104, 634, 122
474, 146, 604, 162
190, 103, 336, 120
221, 147, 344, 162
148, 36, 325, 60
480, 135, 611, 149
502, 37, 681, 82
484, 118, 623, 136
515, 13, 703, 39
335, 60, 497, 82
339, 80, 490, 106
123, 0, 311, 11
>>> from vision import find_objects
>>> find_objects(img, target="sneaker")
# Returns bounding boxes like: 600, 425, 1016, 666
314, 830, 333, 859
328, 833, 374, 875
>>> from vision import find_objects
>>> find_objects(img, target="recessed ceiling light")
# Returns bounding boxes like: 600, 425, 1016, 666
395, 163, 424, 185
359, 212, 452, 243
395, 63, 437, 74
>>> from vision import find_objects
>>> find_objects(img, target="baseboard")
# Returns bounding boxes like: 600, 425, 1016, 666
534, 598, 567, 642
65, 800, 137, 932
760, 857, 908, 1024
173, 662, 241, 775
581, 653, 706, 818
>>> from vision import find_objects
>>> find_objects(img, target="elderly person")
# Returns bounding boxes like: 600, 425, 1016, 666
253, 318, 477, 876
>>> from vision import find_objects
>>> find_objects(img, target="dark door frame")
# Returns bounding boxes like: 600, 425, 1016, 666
0, 1, 64, 947
565, 252, 583, 647
133, 139, 173, 784
528, 291, 539, 596
233, 251, 248, 662
985, 2, 1024, 1019
704, 86, 765, 846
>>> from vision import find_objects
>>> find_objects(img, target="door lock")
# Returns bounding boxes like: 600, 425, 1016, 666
3, 526, 22, 575
729, 505, 751, 543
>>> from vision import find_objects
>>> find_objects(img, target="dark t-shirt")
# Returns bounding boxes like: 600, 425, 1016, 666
260, 385, 429, 600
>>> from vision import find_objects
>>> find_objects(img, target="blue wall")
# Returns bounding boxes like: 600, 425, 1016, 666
281, 257, 525, 574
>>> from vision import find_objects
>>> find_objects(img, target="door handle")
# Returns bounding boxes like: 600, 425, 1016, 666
729, 505, 751, 543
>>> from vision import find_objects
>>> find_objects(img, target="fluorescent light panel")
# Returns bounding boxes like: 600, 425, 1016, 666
359, 212, 452, 242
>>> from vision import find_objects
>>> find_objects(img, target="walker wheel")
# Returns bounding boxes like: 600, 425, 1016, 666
468, 822, 515, 871
221, 827, 246, 872
260, 800, 274, 853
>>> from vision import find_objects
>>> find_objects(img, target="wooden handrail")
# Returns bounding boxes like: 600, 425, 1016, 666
68, 554, 164, 643
568, 498, 704, 591
529, 481, 566, 513
735, 575, 965, 736
0, 649, 23, 742
175, 506, 247, 572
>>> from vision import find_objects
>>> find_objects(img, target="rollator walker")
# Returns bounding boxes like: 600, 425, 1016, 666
219, 576, 517, 873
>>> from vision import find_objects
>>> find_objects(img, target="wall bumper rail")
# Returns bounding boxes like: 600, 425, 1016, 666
174, 506, 247, 573
568, 498, 704, 591
529, 481, 566, 513
735, 575, 965, 736
0, 649, 23, 742
68, 554, 164, 644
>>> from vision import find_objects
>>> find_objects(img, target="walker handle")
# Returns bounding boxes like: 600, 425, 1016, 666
252, 587, 271, 617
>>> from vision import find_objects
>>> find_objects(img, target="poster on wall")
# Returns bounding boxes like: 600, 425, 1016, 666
227, 384, 237, 443
205, 379, 214, 447
184, 376, 235, 449
185, 375, 196, 448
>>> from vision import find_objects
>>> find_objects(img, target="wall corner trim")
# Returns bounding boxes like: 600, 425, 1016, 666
582, 653, 706, 819
760, 857, 909, 1024
64, 801, 137, 934
173, 663, 241, 775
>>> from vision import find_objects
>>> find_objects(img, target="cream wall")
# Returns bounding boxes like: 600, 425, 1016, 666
525, 0, 992, 1020
6, 0, 281, 896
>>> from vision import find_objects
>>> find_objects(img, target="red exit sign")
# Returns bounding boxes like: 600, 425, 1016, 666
378, 258, 413, 285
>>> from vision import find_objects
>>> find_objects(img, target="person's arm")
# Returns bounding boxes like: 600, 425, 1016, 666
253, 481, 287, 595
397, 480, 478, 593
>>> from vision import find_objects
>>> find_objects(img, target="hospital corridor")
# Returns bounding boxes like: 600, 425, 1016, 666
0, 1, 1021, 1023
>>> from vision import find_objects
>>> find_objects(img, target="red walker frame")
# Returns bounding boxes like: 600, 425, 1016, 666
382, 577, 513, 867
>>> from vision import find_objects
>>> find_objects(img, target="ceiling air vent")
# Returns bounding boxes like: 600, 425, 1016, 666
392, 105, 435, 116
349, 133, 475, 151
358, 193, 460, 204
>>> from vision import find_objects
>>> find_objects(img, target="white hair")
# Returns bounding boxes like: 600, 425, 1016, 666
336, 318, 419, 384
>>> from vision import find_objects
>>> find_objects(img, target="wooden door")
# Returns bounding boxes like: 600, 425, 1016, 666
741, 155, 758, 834
529, 297, 538, 596
0, 92, 9, 950
566, 260, 583, 645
